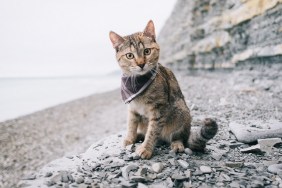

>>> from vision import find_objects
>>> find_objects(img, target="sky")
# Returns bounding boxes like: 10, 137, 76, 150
0, 0, 177, 77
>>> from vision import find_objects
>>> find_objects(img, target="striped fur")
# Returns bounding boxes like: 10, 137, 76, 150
109, 20, 218, 159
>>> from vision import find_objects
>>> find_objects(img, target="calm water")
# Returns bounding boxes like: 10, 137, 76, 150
0, 73, 120, 122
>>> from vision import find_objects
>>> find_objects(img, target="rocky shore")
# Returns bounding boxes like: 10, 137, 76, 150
17, 63, 282, 188
0, 90, 127, 188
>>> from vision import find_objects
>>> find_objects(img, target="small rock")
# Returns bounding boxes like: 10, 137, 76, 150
229, 142, 244, 149
225, 162, 244, 168
135, 167, 148, 177
44, 172, 53, 177
67, 174, 74, 183
137, 183, 148, 188
65, 155, 74, 159
199, 166, 212, 174
45, 180, 55, 187
211, 153, 222, 161
124, 155, 134, 161
60, 171, 69, 183
218, 173, 231, 182
121, 182, 137, 188
126, 144, 135, 151
122, 164, 139, 180
251, 180, 264, 188
240, 145, 264, 153
171, 173, 189, 181
130, 176, 147, 183
147, 173, 157, 180
75, 176, 84, 184
152, 163, 164, 173
131, 153, 141, 160
267, 164, 282, 174
184, 148, 193, 155
84, 177, 93, 184
168, 150, 177, 158
177, 159, 189, 169
257, 138, 282, 152
168, 158, 177, 166
183, 182, 192, 188
262, 160, 278, 166
229, 181, 240, 188
156, 173, 165, 179
21, 174, 36, 180
197, 176, 205, 181
184, 170, 191, 178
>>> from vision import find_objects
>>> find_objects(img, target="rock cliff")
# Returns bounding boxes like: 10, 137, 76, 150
158, 0, 282, 69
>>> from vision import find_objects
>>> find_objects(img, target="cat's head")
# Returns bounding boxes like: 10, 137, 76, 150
109, 20, 160, 76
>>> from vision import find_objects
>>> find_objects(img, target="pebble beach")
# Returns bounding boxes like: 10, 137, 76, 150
1, 63, 282, 187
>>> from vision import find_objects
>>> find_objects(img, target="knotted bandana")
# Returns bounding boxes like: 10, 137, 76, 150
121, 66, 157, 104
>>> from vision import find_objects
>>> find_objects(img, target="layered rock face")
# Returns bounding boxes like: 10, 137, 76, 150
158, 0, 282, 69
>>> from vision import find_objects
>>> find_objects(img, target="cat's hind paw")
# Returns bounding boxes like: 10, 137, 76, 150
136, 145, 153, 159
170, 141, 185, 152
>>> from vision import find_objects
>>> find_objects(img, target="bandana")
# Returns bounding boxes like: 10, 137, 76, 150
121, 66, 157, 104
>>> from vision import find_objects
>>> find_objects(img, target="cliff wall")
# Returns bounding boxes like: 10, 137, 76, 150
158, 0, 282, 69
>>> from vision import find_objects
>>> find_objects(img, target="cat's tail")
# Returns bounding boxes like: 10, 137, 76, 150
187, 118, 218, 151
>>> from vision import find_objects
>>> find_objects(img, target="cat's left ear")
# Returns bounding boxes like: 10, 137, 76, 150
144, 20, 156, 40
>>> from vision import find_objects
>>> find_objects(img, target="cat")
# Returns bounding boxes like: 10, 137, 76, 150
109, 20, 218, 159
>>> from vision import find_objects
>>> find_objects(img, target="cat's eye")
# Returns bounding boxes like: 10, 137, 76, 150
125, 53, 134, 59
144, 48, 151, 56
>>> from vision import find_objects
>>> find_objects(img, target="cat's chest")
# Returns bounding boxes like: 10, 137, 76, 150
129, 101, 149, 117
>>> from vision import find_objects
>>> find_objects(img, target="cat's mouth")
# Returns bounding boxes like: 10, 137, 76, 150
134, 67, 151, 75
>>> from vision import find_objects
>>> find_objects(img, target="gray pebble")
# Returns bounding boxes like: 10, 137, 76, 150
171, 174, 189, 181
177, 159, 189, 169
197, 176, 205, 181
121, 181, 137, 188
21, 174, 36, 180
168, 150, 177, 158
184, 148, 193, 155
229, 181, 240, 188
225, 162, 244, 168
75, 176, 84, 184
122, 164, 139, 180
152, 163, 164, 173
67, 174, 74, 183
168, 159, 177, 166
251, 180, 264, 188
137, 183, 148, 188
130, 176, 147, 183
84, 177, 93, 184
199, 166, 212, 174
60, 172, 69, 183
45, 180, 55, 187
44, 172, 53, 177
267, 164, 282, 174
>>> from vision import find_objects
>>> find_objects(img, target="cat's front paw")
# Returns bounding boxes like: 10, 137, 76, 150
136, 145, 153, 159
123, 138, 135, 147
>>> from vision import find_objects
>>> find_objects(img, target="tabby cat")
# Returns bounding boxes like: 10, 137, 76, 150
109, 20, 218, 159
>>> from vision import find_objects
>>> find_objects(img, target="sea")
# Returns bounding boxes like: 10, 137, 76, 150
0, 72, 121, 122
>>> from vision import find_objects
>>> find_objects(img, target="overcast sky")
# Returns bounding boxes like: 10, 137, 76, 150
0, 0, 176, 77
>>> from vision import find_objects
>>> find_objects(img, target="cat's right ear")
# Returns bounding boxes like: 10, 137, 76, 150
109, 31, 125, 49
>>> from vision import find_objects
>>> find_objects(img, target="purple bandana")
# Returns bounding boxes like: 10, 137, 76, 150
121, 66, 157, 104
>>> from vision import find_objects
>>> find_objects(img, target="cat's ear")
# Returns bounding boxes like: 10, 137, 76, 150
109, 31, 125, 49
143, 20, 156, 40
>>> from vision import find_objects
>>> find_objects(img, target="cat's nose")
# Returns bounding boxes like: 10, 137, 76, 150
138, 64, 145, 69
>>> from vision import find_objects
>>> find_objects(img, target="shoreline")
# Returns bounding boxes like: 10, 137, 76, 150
0, 88, 127, 187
